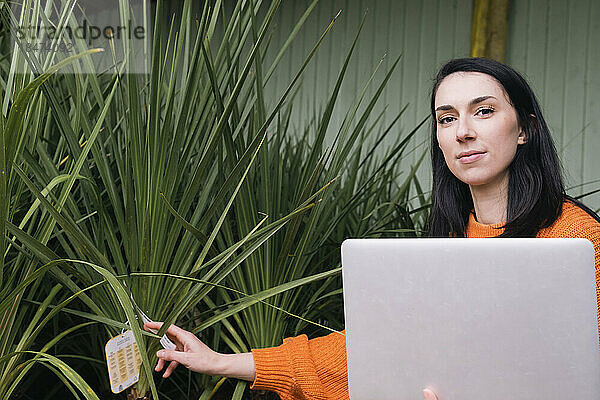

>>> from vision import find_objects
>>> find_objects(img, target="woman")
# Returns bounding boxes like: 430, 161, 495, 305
144, 58, 600, 400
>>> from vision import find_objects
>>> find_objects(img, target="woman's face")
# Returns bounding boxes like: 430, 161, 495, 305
434, 72, 527, 189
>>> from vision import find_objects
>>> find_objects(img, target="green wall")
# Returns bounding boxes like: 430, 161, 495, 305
507, 0, 600, 208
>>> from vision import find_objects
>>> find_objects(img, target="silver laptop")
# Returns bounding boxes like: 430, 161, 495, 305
341, 238, 600, 400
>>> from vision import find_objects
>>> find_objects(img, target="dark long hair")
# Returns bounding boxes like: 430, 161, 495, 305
427, 58, 565, 237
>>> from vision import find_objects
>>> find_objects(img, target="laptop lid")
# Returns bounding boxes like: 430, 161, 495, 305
341, 238, 600, 400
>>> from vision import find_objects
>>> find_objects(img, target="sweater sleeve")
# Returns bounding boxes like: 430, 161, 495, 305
577, 220, 600, 344
546, 202, 600, 345
575, 221, 600, 346
250, 330, 348, 400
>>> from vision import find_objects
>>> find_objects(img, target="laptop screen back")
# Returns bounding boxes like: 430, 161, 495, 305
341, 238, 600, 400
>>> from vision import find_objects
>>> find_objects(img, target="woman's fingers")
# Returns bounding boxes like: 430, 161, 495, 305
163, 360, 180, 378
155, 357, 165, 372
423, 388, 438, 400
156, 349, 184, 363
144, 321, 184, 339
154, 350, 181, 377
156, 349, 188, 371
145, 322, 218, 377
144, 321, 192, 348
143, 321, 162, 331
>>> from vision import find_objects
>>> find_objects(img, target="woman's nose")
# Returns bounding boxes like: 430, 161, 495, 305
455, 118, 476, 142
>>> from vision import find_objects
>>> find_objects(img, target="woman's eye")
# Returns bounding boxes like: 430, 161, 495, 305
476, 107, 494, 116
438, 116, 455, 125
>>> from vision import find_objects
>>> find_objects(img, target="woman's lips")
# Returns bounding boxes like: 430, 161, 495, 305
458, 152, 486, 163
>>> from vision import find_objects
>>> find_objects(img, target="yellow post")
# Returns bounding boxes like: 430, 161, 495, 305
471, 0, 510, 62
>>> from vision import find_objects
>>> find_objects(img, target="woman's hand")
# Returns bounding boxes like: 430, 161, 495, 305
423, 388, 439, 400
143, 322, 256, 381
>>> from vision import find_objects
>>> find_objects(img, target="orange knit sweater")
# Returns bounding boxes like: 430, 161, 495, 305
250, 199, 600, 400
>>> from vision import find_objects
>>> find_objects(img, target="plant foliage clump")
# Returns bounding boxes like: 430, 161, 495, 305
0, 0, 428, 398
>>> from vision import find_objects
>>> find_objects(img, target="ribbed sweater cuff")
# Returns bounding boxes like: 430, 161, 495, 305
250, 343, 295, 394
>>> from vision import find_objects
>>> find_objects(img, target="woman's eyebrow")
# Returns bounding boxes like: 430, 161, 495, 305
435, 95, 497, 112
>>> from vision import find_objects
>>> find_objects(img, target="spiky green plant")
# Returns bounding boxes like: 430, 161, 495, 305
0, 38, 111, 398
2, 0, 355, 398
2, 0, 429, 398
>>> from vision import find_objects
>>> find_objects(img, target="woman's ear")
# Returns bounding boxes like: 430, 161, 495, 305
517, 129, 527, 144
518, 114, 536, 145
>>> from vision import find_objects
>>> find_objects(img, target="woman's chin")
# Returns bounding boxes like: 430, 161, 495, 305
455, 174, 495, 187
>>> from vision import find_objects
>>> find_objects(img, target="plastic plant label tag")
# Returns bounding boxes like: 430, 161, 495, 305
105, 330, 142, 394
